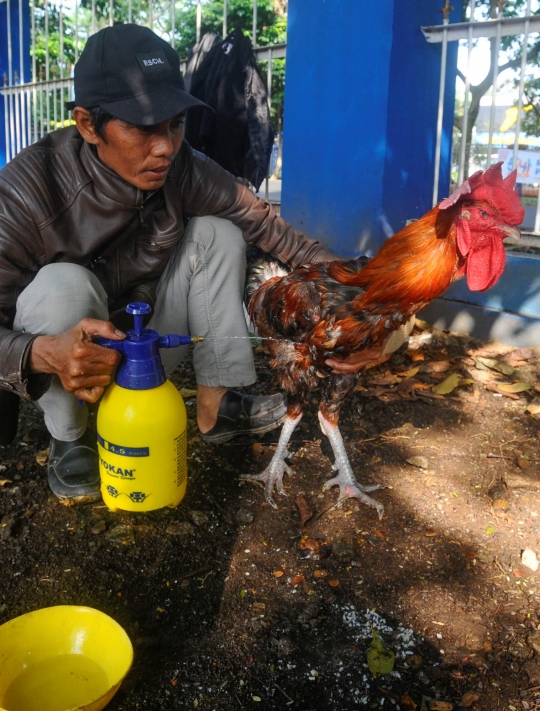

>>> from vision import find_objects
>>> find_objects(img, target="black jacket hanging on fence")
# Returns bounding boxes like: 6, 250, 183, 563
184, 29, 274, 192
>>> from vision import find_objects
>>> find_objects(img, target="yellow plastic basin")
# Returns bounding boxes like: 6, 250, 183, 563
0, 606, 133, 711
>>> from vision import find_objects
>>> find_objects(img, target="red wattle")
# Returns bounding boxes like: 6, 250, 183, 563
465, 238, 506, 291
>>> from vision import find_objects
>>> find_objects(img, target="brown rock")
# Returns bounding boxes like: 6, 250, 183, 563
429, 702, 453, 711
528, 630, 540, 655
507, 639, 533, 660
524, 660, 540, 685
405, 654, 423, 670
462, 691, 481, 707
91, 519, 106, 535
400, 694, 417, 711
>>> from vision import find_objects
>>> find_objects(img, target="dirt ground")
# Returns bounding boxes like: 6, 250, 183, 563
1, 323, 540, 711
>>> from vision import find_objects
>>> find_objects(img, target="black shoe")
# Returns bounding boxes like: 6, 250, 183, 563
47, 429, 101, 502
200, 390, 287, 444
0, 390, 19, 446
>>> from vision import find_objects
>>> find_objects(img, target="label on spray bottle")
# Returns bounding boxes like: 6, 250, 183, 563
98, 435, 150, 457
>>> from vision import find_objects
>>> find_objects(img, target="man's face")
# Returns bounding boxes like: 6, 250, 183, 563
89, 113, 186, 191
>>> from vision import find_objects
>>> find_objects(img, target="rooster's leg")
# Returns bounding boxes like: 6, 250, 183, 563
318, 410, 384, 520
240, 408, 302, 509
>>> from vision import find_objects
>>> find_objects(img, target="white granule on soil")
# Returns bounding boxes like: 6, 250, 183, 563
331, 605, 422, 704
341, 606, 419, 659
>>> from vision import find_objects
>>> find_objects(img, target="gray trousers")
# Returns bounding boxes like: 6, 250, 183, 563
14, 216, 257, 441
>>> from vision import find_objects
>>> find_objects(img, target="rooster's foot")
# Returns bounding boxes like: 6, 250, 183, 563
323, 474, 384, 519
240, 459, 293, 509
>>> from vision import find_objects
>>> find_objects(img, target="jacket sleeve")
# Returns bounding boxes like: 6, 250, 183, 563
0, 179, 50, 400
176, 143, 338, 268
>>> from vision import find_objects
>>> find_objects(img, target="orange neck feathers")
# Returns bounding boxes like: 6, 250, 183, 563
328, 206, 460, 313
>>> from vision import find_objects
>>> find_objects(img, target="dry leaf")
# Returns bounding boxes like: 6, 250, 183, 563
295, 495, 314, 527
417, 390, 445, 400
397, 378, 416, 398
398, 366, 420, 378
432, 373, 460, 395
297, 536, 332, 560
486, 382, 520, 399
290, 574, 305, 586
526, 402, 540, 416
273, 570, 284, 578
407, 456, 429, 469
0, 479, 12, 487
475, 356, 515, 376
425, 360, 451, 373
358, 386, 387, 399
496, 382, 532, 394
179, 388, 197, 399
409, 349, 425, 362
501, 347, 533, 365
35, 448, 49, 466
368, 373, 400, 386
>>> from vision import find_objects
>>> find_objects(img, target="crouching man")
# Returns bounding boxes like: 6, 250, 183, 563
0, 23, 336, 502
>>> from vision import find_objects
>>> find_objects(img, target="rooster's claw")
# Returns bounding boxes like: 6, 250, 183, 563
323, 474, 384, 519
240, 460, 292, 509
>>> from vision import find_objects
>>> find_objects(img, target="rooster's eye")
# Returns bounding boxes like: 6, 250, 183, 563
480, 210, 488, 219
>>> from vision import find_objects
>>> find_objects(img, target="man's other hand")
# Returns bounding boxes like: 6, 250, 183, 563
29, 319, 125, 402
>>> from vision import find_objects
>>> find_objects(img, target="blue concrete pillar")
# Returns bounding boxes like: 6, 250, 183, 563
281, 0, 460, 256
0, 0, 31, 167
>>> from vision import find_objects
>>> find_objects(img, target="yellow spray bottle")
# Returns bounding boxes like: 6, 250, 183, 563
95, 302, 202, 512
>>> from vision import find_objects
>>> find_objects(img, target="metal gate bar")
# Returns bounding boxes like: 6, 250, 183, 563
423, 0, 539, 229
1, 1, 286, 198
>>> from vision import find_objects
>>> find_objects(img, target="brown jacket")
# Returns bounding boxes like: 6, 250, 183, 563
0, 127, 334, 400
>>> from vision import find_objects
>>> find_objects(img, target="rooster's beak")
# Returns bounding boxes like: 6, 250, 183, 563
500, 224, 521, 245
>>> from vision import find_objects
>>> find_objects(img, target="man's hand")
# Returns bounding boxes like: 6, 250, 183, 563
325, 343, 389, 374
29, 319, 125, 403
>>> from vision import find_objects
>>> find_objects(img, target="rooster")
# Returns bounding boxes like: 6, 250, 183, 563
242, 163, 524, 517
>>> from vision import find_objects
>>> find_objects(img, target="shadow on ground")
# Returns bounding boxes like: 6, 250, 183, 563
0, 330, 539, 710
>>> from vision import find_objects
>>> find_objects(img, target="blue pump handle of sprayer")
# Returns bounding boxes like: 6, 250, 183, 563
93, 301, 198, 390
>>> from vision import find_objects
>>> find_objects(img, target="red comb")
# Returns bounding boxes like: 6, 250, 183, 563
440, 162, 524, 225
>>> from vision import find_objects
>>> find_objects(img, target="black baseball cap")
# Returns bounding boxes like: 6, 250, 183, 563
65, 23, 207, 125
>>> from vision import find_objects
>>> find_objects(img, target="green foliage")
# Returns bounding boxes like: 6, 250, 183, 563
33, 3, 77, 79
455, 0, 540, 179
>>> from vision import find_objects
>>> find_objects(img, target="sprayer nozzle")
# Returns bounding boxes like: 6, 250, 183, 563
191, 336, 204, 343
